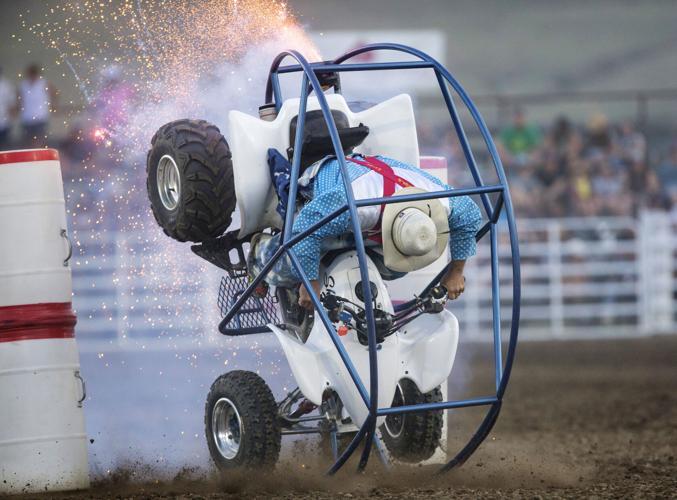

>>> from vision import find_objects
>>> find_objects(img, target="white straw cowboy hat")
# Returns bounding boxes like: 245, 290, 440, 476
381, 187, 449, 272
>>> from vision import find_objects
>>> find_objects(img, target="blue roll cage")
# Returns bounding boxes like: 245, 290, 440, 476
218, 43, 521, 474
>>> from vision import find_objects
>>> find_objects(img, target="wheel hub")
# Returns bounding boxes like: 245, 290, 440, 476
212, 397, 243, 459
157, 154, 181, 210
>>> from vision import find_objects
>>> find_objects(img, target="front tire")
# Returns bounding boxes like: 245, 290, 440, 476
380, 379, 443, 462
205, 371, 281, 470
146, 119, 236, 242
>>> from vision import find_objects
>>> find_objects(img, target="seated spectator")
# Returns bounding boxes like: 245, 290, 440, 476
571, 160, 593, 206
656, 137, 677, 190
499, 108, 542, 167
642, 170, 671, 211
550, 115, 572, 146
584, 113, 612, 158
627, 160, 649, 194
509, 164, 542, 218
535, 150, 569, 217
615, 120, 646, 164
546, 115, 577, 160
592, 162, 625, 199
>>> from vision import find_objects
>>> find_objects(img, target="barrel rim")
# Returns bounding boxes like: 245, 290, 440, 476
0, 149, 60, 165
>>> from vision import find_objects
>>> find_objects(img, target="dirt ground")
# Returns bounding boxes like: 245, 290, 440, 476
19, 335, 677, 499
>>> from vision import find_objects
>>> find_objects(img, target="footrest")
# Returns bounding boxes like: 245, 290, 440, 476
217, 275, 280, 335
191, 231, 250, 276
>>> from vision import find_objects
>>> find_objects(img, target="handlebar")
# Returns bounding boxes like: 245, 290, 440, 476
320, 284, 448, 345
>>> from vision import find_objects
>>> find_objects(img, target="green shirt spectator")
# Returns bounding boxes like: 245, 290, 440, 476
500, 109, 542, 156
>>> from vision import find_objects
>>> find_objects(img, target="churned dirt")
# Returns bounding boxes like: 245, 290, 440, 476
17, 336, 677, 499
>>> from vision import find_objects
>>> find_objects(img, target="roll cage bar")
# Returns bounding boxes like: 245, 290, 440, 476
219, 43, 521, 475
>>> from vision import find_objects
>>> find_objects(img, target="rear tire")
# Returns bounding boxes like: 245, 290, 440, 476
146, 119, 235, 242
205, 370, 281, 470
380, 379, 443, 462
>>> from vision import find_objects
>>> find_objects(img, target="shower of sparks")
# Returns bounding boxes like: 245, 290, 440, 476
21, 1, 321, 358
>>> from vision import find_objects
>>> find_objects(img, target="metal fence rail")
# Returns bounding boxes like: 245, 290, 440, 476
456, 211, 675, 340
71, 211, 675, 351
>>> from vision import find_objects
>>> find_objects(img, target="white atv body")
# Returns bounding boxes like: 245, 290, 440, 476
270, 250, 459, 428
149, 91, 465, 470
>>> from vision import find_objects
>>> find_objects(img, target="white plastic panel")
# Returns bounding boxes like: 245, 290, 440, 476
229, 93, 419, 237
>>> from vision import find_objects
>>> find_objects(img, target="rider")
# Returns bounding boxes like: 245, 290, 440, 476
250, 110, 482, 310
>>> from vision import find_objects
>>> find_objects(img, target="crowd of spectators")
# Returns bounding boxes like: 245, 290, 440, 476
496, 109, 675, 219
421, 108, 677, 220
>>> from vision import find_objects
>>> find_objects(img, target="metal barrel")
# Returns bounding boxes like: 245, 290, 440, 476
0, 149, 89, 495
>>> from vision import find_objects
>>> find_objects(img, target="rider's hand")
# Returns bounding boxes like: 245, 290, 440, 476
441, 260, 467, 300
298, 280, 322, 310
442, 273, 465, 300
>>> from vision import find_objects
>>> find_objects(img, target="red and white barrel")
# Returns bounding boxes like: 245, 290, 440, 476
0, 149, 89, 494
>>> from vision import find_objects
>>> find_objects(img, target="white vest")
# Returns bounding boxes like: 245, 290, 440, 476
350, 167, 451, 232
299, 158, 451, 233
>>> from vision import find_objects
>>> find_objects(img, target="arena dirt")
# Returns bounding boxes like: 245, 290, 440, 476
17, 336, 677, 499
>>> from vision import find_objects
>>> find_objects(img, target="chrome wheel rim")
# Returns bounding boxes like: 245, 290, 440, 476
212, 397, 243, 459
156, 155, 181, 210
384, 383, 405, 438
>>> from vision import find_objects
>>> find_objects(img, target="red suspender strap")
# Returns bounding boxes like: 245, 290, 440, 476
348, 156, 414, 192
347, 156, 415, 243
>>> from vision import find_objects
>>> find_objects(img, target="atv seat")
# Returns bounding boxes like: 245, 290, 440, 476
229, 93, 420, 237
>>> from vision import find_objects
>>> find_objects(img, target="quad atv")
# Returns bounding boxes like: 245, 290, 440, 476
146, 43, 520, 474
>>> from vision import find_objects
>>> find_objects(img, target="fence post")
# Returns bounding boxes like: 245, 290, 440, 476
547, 222, 564, 337
637, 211, 673, 334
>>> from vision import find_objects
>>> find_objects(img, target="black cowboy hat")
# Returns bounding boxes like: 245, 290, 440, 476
288, 110, 370, 170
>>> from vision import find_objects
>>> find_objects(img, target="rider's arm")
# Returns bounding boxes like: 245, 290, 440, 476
447, 194, 482, 261
290, 189, 351, 281
443, 195, 481, 300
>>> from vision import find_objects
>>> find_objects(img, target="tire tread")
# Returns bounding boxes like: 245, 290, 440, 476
146, 119, 235, 242
204, 370, 281, 470
380, 380, 443, 462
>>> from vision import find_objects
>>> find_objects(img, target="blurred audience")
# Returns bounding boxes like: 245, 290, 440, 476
503, 113, 670, 218
419, 110, 674, 220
